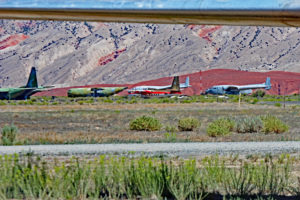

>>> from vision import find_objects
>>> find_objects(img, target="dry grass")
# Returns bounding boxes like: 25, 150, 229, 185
0, 103, 299, 144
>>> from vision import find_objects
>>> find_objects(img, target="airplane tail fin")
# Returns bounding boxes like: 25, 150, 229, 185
25, 67, 38, 88
171, 76, 180, 91
265, 77, 271, 90
185, 77, 190, 87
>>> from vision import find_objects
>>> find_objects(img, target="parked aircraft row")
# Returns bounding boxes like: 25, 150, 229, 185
0, 67, 272, 100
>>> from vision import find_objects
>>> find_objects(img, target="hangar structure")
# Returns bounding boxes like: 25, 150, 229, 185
0, 0, 299, 27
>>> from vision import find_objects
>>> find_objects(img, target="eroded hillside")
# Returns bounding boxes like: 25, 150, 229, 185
0, 20, 299, 87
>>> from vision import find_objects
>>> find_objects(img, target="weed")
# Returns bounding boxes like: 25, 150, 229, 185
165, 125, 178, 132
252, 90, 266, 98
178, 117, 200, 131
274, 103, 281, 107
250, 98, 259, 104
129, 116, 162, 131
260, 115, 289, 134
235, 116, 263, 133
167, 160, 198, 200
0, 154, 297, 199
1, 124, 18, 145
164, 132, 177, 142
207, 118, 235, 137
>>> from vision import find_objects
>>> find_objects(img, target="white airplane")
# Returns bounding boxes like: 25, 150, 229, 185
128, 76, 190, 93
204, 77, 271, 95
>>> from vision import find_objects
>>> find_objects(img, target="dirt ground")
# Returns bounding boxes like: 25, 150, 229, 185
0, 102, 299, 144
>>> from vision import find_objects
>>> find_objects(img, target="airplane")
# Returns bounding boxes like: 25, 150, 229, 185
128, 76, 190, 94
67, 86, 128, 97
204, 77, 271, 95
0, 67, 51, 100
128, 76, 184, 97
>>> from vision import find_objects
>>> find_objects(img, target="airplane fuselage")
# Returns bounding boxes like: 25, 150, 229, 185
204, 78, 271, 95
129, 90, 181, 98
67, 87, 127, 97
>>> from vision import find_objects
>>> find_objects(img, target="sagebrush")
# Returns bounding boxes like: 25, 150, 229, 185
206, 118, 235, 137
1, 124, 18, 145
129, 115, 162, 131
178, 117, 200, 131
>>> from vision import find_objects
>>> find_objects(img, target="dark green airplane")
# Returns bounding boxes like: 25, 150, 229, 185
0, 67, 49, 100
67, 87, 128, 97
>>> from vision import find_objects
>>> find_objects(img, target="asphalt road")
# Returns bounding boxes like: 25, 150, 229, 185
1, 142, 300, 157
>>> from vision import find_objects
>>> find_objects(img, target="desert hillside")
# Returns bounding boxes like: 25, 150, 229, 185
0, 20, 299, 87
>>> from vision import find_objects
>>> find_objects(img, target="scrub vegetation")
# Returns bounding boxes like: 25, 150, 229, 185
0, 154, 299, 199
0, 99, 299, 145
0, 94, 299, 106
129, 115, 162, 131
206, 118, 235, 137
1, 124, 18, 145
206, 115, 289, 137
178, 117, 200, 131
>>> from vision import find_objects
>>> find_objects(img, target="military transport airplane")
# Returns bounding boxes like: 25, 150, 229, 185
128, 76, 185, 97
0, 67, 51, 100
128, 76, 190, 94
204, 77, 271, 95
67, 87, 128, 97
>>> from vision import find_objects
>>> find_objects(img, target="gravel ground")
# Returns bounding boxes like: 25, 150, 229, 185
1, 142, 300, 157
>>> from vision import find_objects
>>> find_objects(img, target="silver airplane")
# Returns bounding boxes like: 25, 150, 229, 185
204, 77, 271, 95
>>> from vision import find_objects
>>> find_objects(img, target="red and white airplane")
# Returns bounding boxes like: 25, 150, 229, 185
128, 76, 190, 97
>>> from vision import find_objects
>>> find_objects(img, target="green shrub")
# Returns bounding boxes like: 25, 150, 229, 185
78, 101, 84, 105
251, 98, 259, 104
274, 103, 281, 107
251, 90, 266, 98
206, 118, 235, 137
260, 115, 289, 134
178, 117, 200, 131
1, 124, 18, 145
235, 116, 263, 133
165, 125, 178, 132
103, 98, 113, 103
129, 116, 162, 131
164, 132, 177, 142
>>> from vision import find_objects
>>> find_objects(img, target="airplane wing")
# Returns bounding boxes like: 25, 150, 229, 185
147, 86, 169, 90
0, 0, 299, 26
237, 84, 267, 90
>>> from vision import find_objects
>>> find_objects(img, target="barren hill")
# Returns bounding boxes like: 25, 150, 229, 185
0, 20, 300, 87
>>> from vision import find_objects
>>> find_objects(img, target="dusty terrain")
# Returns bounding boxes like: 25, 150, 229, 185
0, 102, 299, 144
